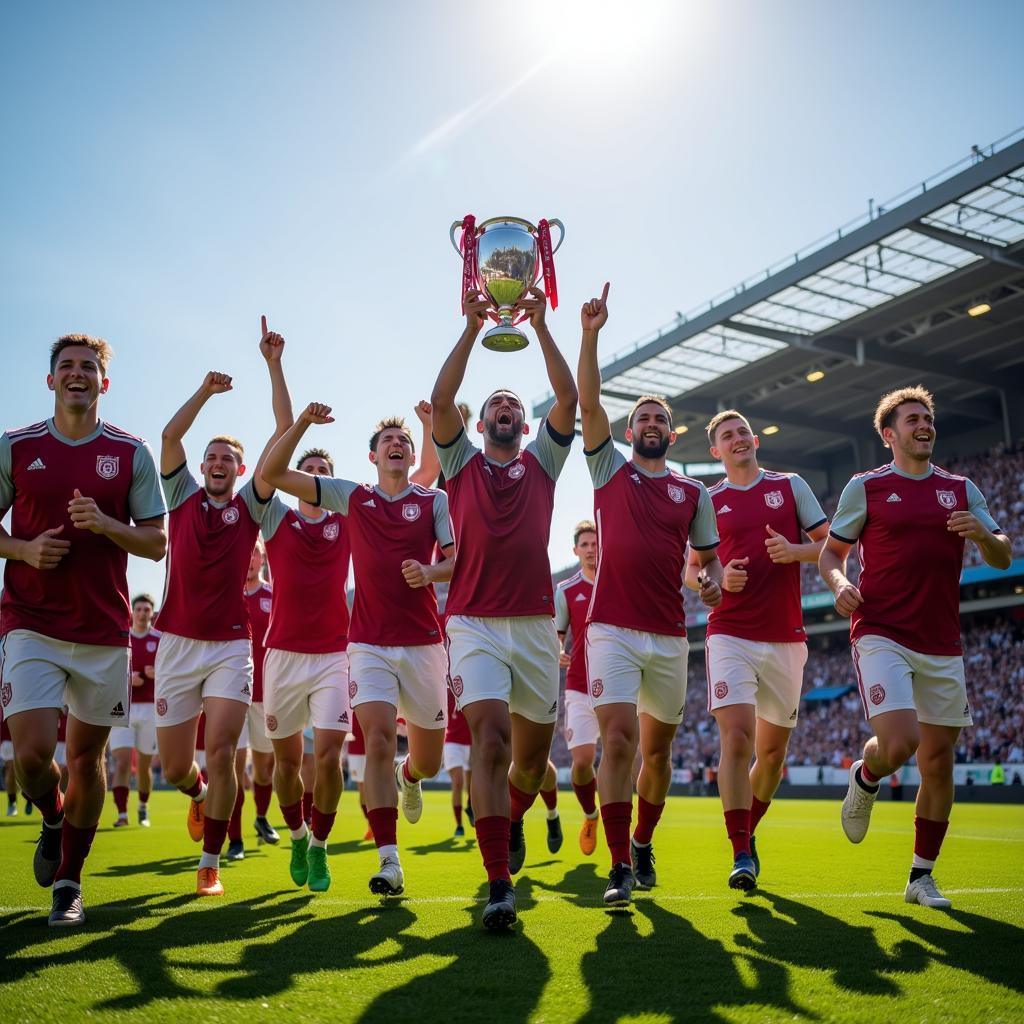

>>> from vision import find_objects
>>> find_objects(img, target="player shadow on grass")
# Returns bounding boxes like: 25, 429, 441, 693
866, 908, 1024, 995
733, 891, 930, 997
405, 835, 477, 856
92, 854, 206, 878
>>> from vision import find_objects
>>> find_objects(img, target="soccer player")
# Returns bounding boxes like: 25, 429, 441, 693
2, 718, 18, 815
443, 686, 472, 836
0, 333, 166, 926
685, 410, 828, 890
262, 405, 453, 898
577, 284, 723, 907
346, 715, 374, 841
819, 386, 1011, 909
431, 285, 578, 930
154, 319, 287, 897
109, 594, 161, 827
554, 520, 601, 854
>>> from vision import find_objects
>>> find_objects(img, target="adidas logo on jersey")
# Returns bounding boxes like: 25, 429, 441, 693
575, 593, 588, 602
887, 493, 901, 503
719, 504, 732, 513
27, 458, 46, 471
435, 710, 444, 722
363, 499, 377, 508
291, 521, 302, 530
110, 702, 126, 717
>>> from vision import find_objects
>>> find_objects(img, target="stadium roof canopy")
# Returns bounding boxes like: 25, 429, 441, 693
534, 129, 1024, 472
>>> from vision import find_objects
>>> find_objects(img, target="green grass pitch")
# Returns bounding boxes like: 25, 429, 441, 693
1, 791, 1021, 1023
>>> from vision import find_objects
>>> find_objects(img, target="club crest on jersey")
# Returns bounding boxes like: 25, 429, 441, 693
222, 507, 240, 525
323, 521, 339, 541
667, 484, 684, 504
266, 714, 278, 732
1, 682, 11, 707
96, 455, 119, 479
591, 679, 604, 698
402, 503, 422, 522
764, 490, 785, 509
451, 675, 464, 698
936, 490, 957, 509
714, 681, 729, 700
869, 684, 886, 706
508, 463, 525, 480
147, 641, 157, 652
156, 698, 168, 716
260, 597, 272, 613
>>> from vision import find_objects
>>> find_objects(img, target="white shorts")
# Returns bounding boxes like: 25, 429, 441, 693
0, 629, 130, 729
852, 634, 971, 727
564, 688, 600, 749
705, 634, 807, 728
154, 633, 253, 728
263, 649, 350, 739
585, 622, 689, 725
445, 615, 560, 724
347, 752, 366, 783
237, 701, 274, 754
348, 643, 447, 730
109, 702, 158, 754
54, 741, 67, 766
0, 740, 13, 761
443, 742, 472, 772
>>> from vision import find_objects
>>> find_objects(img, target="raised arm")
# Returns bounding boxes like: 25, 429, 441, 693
577, 283, 612, 451
262, 403, 335, 504
410, 400, 442, 487
161, 371, 232, 475
517, 286, 578, 437
431, 291, 490, 445
253, 315, 294, 496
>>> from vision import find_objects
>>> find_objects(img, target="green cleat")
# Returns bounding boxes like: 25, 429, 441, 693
289, 833, 310, 886
306, 845, 331, 892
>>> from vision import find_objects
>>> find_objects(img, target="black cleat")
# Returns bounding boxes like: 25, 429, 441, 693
48, 885, 85, 927
34, 820, 63, 887
25, 798, 34, 816
749, 834, 760, 878
630, 838, 656, 888
546, 814, 563, 854
226, 839, 245, 861
729, 853, 757, 891
482, 878, 517, 931
509, 820, 526, 875
254, 815, 280, 845
603, 862, 635, 907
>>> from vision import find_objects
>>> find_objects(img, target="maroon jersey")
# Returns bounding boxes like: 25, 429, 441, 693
155, 467, 271, 642
262, 503, 351, 653
316, 479, 451, 647
244, 582, 273, 701
445, 686, 472, 744
348, 713, 365, 755
706, 471, 826, 643
129, 628, 161, 703
0, 420, 165, 646
554, 570, 593, 693
436, 423, 573, 619
830, 463, 1001, 656
585, 440, 718, 638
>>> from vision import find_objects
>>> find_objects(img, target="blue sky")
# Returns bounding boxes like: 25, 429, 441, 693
2, 0, 1023, 600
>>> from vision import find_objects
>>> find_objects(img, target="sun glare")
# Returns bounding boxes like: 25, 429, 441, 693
533, 0, 674, 68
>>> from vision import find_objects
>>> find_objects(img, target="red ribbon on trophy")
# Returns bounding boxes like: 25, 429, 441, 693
459, 214, 477, 314
538, 218, 559, 311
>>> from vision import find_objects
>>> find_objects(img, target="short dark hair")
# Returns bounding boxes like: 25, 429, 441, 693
369, 417, 415, 453
628, 395, 672, 430
873, 385, 935, 442
705, 409, 751, 445
480, 389, 524, 421
50, 334, 114, 377
132, 593, 155, 609
297, 447, 335, 474
573, 519, 597, 546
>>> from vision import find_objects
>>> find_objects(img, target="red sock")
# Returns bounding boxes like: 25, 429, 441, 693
254, 782, 273, 817
34, 783, 64, 825
181, 775, 204, 799
402, 757, 416, 784
53, 820, 97, 885
633, 797, 665, 845
113, 786, 129, 814
750, 796, 771, 835
200, 767, 209, 784
228, 788, 244, 843
509, 783, 539, 823
302, 791, 313, 822
914, 816, 950, 861
540, 785, 558, 811
138, 789, 150, 805
280, 799, 305, 832
367, 807, 398, 848
203, 816, 229, 857
860, 763, 880, 784
600, 801, 633, 866
454, 804, 463, 827
724, 808, 751, 857
311, 806, 337, 843
573, 778, 597, 816
476, 815, 511, 882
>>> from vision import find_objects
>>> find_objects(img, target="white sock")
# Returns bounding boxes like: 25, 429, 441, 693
53, 878, 81, 892
547, 807, 559, 821
198, 851, 219, 870
586, 810, 600, 820
633, 837, 651, 848
911, 854, 936, 871
290, 823, 308, 841
43, 817, 63, 831
193, 782, 207, 803
378, 844, 399, 863
309, 835, 327, 849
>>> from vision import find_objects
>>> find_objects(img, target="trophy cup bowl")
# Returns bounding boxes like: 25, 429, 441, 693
450, 216, 564, 352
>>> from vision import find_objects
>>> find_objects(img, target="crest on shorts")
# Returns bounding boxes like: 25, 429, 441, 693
667, 484, 684, 504
265, 714, 278, 732
451, 675, 464, 698
714, 681, 729, 700
96, 455, 119, 480
323, 521, 339, 541
935, 489, 957, 509
402, 503, 422, 522
260, 598, 272, 614
156, 698, 168, 716
591, 679, 604, 698
764, 490, 785, 509
1, 682, 11, 707
508, 463, 526, 480
566, 727, 574, 743
222, 507, 240, 525
869, 684, 886, 706
349, 680, 358, 699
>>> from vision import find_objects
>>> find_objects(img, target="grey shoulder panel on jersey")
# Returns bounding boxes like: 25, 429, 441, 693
316, 476, 361, 515
432, 490, 454, 548
260, 495, 291, 541
160, 461, 200, 513
129, 442, 167, 522
525, 419, 574, 482
790, 474, 827, 532
434, 429, 477, 481
584, 435, 625, 489
829, 476, 868, 543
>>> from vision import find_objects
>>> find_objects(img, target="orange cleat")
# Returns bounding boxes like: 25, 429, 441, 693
196, 866, 224, 896
579, 816, 599, 856
187, 798, 205, 843
362, 827, 374, 842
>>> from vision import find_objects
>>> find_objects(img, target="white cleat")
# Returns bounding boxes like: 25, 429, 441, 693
395, 760, 423, 824
369, 856, 405, 896
6, 803, 17, 817
905, 874, 952, 909
841, 759, 878, 844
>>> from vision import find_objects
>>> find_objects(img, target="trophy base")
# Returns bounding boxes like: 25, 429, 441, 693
482, 325, 529, 352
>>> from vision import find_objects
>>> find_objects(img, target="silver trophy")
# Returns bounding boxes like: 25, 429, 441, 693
450, 215, 565, 351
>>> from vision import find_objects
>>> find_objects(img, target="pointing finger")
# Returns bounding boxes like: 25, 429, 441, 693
261, 315, 268, 337
600, 282, 610, 302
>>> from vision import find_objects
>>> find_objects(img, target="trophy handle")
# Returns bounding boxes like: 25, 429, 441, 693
546, 218, 565, 253
450, 220, 468, 258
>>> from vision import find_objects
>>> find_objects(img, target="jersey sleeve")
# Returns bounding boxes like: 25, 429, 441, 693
585, 435, 626, 489
160, 461, 200, 512
434, 429, 478, 481
689, 484, 720, 550
791, 474, 827, 532
239, 478, 274, 523
553, 585, 569, 632
0, 434, 13, 512
129, 442, 167, 522
524, 419, 574, 482
965, 478, 1002, 533
260, 495, 291, 541
315, 477, 361, 515
432, 490, 454, 548
829, 477, 867, 544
